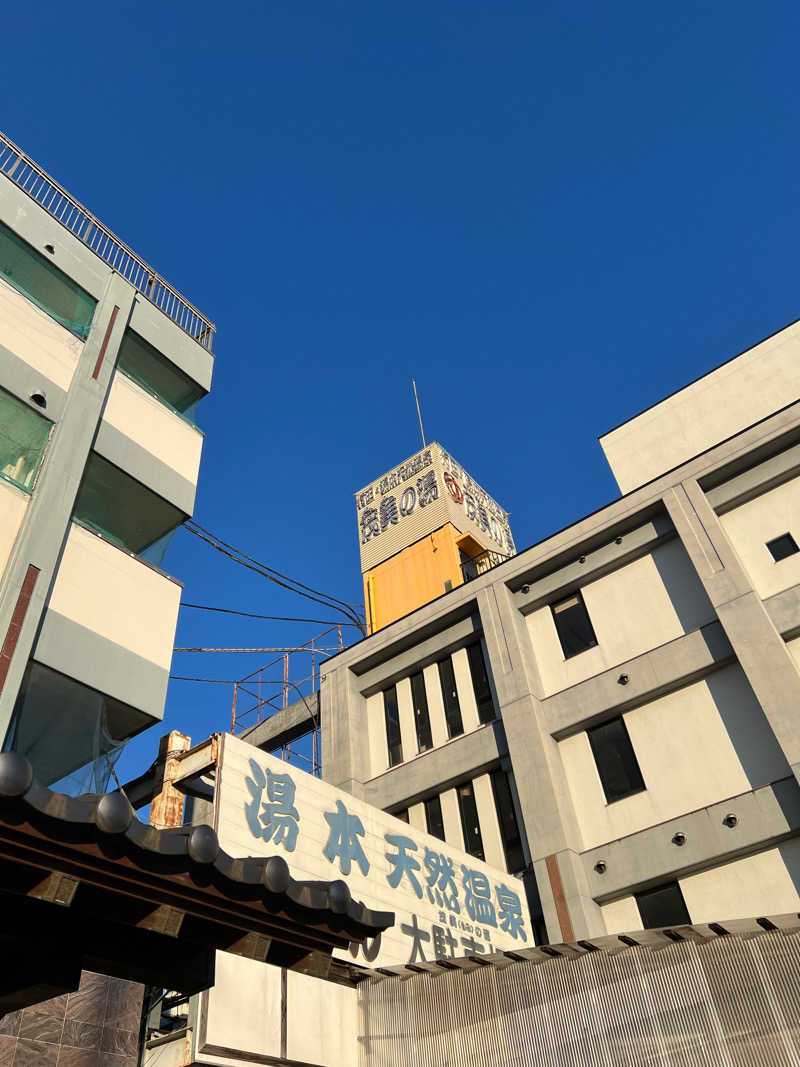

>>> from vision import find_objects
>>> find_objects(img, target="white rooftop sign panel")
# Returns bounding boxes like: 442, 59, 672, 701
218, 734, 532, 969
355, 441, 515, 572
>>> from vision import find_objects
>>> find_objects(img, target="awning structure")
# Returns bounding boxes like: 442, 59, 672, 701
0, 752, 393, 1013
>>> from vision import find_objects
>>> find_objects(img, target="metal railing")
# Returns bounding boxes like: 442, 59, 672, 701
0, 131, 215, 352
460, 548, 513, 584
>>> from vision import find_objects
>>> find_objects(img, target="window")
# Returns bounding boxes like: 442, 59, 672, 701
437, 656, 464, 738
394, 809, 409, 823
587, 717, 645, 804
410, 671, 433, 753
383, 685, 403, 767
0, 388, 51, 492
116, 329, 206, 424
72, 453, 184, 564
767, 533, 799, 563
457, 781, 485, 861
0, 221, 96, 339
635, 882, 690, 930
551, 591, 598, 658
424, 795, 445, 841
490, 770, 525, 873
466, 642, 495, 724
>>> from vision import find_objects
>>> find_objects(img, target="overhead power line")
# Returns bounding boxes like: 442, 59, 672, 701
179, 601, 360, 627
182, 520, 366, 634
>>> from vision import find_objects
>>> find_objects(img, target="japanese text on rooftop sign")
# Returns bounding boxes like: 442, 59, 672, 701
354, 443, 514, 557
217, 736, 531, 969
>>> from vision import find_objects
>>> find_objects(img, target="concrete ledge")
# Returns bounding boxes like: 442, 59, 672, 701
33, 610, 169, 720
766, 582, 800, 640
0, 341, 69, 422
95, 418, 197, 516
362, 720, 506, 810
240, 692, 320, 751
542, 621, 735, 739
583, 776, 800, 902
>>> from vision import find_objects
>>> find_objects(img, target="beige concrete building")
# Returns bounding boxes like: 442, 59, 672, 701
0, 132, 214, 790
251, 317, 800, 946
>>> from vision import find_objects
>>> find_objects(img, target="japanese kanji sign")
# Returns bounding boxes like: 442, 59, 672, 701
217, 735, 531, 969
355, 442, 515, 573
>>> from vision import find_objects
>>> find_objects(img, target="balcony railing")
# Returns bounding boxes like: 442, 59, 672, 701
0, 131, 215, 352
460, 548, 513, 584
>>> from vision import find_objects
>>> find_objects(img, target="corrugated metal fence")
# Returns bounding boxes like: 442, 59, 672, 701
358, 929, 800, 1066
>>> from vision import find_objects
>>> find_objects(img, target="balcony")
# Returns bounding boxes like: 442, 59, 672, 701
0, 131, 215, 352
460, 548, 514, 584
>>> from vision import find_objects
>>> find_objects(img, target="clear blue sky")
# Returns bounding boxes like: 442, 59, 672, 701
5, 2, 799, 780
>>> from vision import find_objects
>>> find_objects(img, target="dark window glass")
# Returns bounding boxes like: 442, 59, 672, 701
72, 452, 184, 565
491, 770, 525, 873
410, 671, 433, 753
457, 781, 485, 861
551, 591, 598, 659
587, 717, 645, 804
383, 685, 403, 767
467, 643, 495, 724
437, 657, 464, 738
117, 329, 206, 423
767, 533, 799, 563
424, 795, 445, 841
394, 808, 409, 823
635, 882, 690, 930
0, 221, 96, 339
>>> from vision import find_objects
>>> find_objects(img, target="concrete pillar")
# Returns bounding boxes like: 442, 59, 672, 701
440, 787, 465, 851
472, 772, 506, 872
0, 276, 134, 738
408, 801, 426, 833
395, 678, 417, 763
664, 480, 800, 784
422, 662, 449, 749
475, 584, 604, 941
320, 663, 370, 799
451, 648, 480, 732
365, 692, 387, 779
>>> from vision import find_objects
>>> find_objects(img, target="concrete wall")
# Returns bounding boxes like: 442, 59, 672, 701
599, 320, 800, 493
560, 664, 791, 850
527, 539, 715, 695
46, 522, 182, 671
0, 478, 27, 576
720, 474, 800, 599
102, 371, 204, 488
0, 275, 82, 393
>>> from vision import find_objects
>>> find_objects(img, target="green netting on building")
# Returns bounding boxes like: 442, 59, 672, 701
0, 387, 52, 492
116, 328, 205, 425
73, 452, 184, 558
0, 221, 96, 339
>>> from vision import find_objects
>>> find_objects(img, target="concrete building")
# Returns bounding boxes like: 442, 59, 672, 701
0, 132, 214, 790
253, 316, 800, 947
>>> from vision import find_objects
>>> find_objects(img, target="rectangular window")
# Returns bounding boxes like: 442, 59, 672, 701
466, 643, 495, 724
635, 882, 690, 930
767, 533, 799, 563
457, 781, 485, 861
552, 591, 598, 659
0, 221, 96, 339
0, 388, 51, 492
587, 716, 645, 804
72, 452, 184, 564
383, 685, 403, 767
410, 671, 433, 753
116, 329, 206, 424
424, 795, 446, 841
438, 657, 464, 738
490, 769, 526, 873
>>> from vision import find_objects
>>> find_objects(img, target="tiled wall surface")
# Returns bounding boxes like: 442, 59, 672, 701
0, 971, 143, 1066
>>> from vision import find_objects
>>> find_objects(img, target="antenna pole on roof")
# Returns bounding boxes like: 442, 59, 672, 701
412, 379, 426, 448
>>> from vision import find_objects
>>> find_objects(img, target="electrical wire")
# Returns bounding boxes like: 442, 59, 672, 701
180, 602, 360, 627
183, 521, 366, 634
